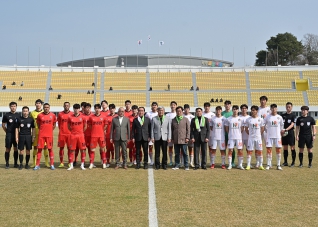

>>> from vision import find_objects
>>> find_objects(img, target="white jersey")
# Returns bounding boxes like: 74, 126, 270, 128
183, 113, 195, 122
203, 111, 215, 122
145, 111, 158, 120
166, 112, 176, 121
210, 116, 226, 140
258, 106, 271, 119
264, 114, 284, 139
239, 114, 250, 140
224, 116, 242, 140
246, 116, 264, 140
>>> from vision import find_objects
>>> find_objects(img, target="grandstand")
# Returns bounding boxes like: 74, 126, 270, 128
0, 66, 318, 120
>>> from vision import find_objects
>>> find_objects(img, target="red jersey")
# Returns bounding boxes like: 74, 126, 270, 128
57, 110, 73, 135
128, 114, 138, 132
101, 109, 110, 117
105, 113, 118, 139
37, 112, 57, 138
81, 112, 94, 136
88, 114, 107, 137
68, 114, 86, 135
124, 109, 132, 117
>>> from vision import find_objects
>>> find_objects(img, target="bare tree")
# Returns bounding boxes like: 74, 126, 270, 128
303, 33, 318, 65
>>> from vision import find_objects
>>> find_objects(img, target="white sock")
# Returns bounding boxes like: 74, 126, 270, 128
190, 154, 194, 163
209, 152, 213, 164
211, 154, 216, 164
276, 153, 281, 166
228, 156, 232, 166
259, 155, 263, 166
247, 154, 251, 167
149, 152, 153, 163
238, 156, 243, 167
267, 153, 272, 166
70, 163, 73, 168
221, 155, 225, 165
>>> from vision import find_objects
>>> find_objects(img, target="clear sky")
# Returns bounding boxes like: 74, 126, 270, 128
0, 0, 317, 67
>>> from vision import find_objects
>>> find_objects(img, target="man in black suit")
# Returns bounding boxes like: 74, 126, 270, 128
132, 107, 151, 169
190, 107, 210, 170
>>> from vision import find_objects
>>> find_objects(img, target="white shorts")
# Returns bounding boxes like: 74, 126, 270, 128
242, 139, 248, 148
247, 139, 263, 151
211, 139, 226, 150
228, 139, 243, 149
266, 138, 282, 148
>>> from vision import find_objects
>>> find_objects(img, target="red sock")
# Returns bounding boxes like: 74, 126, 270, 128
68, 149, 71, 160
129, 149, 133, 162
75, 148, 79, 162
59, 148, 64, 163
48, 149, 54, 166
81, 151, 86, 163
69, 152, 74, 164
36, 149, 42, 166
90, 151, 95, 164
101, 152, 106, 164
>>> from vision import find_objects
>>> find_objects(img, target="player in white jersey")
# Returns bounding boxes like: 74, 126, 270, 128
183, 104, 195, 167
239, 104, 250, 152
263, 104, 285, 170
244, 105, 265, 170
224, 105, 244, 170
166, 101, 177, 166
210, 106, 226, 169
258, 96, 270, 135
145, 102, 158, 165
203, 102, 215, 165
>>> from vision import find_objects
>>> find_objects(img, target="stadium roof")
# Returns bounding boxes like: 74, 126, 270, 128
56, 54, 234, 68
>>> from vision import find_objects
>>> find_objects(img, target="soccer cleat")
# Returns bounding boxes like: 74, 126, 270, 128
172, 167, 179, 170
255, 164, 259, 168
14, 164, 19, 168
133, 161, 137, 165
5, 164, 9, 169
265, 165, 270, 170
45, 163, 50, 168
50, 165, 55, 170
282, 162, 288, 167
308, 164, 312, 168
221, 165, 226, 169
259, 166, 265, 170
30, 164, 35, 168
93, 164, 97, 168
190, 162, 194, 168
210, 164, 215, 169
237, 165, 244, 170
245, 166, 251, 170
185, 167, 189, 171
290, 162, 295, 167
227, 165, 232, 170
231, 163, 236, 168
102, 164, 107, 169
299, 164, 303, 168
128, 162, 133, 167
67, 166, 74, 171
168, 162, 173, 166
25, 164, 30, 169
33, 166, 40, 170
150, 162, 154, 166
106, 164, 110, 168
80, 165, 86, 170
179, 164, 184, 168
73, 161, 77, 167
277, 166, 283, 170
19, 164, 23, 170
58, 163, 64, 168
89, 164, 94, 170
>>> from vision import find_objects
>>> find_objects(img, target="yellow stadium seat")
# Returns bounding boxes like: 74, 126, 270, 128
249, 71, 299, 89
303, 71, 318, 88
0, 71, 47, 90
150, 92, 194, 107
99, 93, 146, 107
251, 92, 304, 106
49, 92, 94, 106
104, 73, 146, 90
150, 72, 192, 90
196, 72, 246, 90
0, 92, 45, 107
197, 92, 248, 107
307, 90, 318, 106
51, 72, 95, 90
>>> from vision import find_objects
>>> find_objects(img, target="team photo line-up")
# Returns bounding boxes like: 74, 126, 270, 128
2, 96, 316, 171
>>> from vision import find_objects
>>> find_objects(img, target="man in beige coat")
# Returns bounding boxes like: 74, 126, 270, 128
171, 106, 190, 170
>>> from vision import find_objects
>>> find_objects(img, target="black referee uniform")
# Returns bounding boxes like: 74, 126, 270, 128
16, 115, 35, 169
281, 112, 296, 166
296, 115, 316, 167
2, 111, 20, 168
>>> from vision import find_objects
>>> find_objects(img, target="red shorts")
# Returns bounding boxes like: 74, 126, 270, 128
90, 137, 106, 149
105, 138, 114, 151
127, 140, 135, 150
69, 134, 86, 150
38, 137, 53, 149
85, 135, 91, 148
58, 134, 70, 148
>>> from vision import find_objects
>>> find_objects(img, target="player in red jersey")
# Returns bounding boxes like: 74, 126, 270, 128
127, 105, 139, 165
124, 100, 132, 117
80, 102, 86, 115
57, 102, 72, 168
88, 104, 107, 169
78, 103, 94, 165
67, 104, 87, 171
33, 103, 57, 170
101, 100, 110, 116
105, 104, 118, 166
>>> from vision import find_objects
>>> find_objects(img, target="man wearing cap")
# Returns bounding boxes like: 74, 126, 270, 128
296, 106, 316, 168
30, 99, 50, 168
190, 107, 210, 170
151, 106, 171, 170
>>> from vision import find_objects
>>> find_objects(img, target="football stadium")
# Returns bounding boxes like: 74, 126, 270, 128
1, 1, 318, 227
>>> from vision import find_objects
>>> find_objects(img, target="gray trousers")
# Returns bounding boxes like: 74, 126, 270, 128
114, 140, 127, 166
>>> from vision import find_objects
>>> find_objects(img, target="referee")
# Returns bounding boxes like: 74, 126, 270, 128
15, 106, 35, 170
2, 102, 20, 169
295, 106, 316, 168
281, 102, 297, 167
